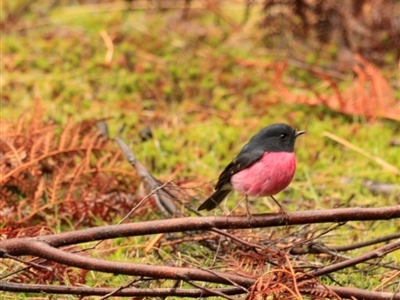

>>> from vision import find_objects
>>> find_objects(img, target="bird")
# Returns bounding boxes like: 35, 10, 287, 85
198, 123, 305, 213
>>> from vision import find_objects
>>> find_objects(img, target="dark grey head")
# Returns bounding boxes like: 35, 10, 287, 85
241, 123, 305, 153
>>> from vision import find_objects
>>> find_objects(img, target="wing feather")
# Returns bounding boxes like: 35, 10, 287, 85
215, 149, 264, 190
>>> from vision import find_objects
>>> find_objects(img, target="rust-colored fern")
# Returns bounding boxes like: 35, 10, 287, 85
0, 108, 140, 228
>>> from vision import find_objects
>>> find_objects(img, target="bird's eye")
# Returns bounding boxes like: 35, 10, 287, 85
280, 134, 287, 140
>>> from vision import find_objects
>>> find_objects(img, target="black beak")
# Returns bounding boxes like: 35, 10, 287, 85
295, 130, 306, 138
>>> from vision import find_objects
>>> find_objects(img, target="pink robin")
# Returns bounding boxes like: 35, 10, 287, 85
198, 123, 305, 213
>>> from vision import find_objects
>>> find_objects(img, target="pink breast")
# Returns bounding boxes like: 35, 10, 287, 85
230, 152, 297, 197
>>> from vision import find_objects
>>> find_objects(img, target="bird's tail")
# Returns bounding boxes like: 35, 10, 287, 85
198, 189, 231, 211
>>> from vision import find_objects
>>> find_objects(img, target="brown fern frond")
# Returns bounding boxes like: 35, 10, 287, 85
15, 111, 30, 134
271, 54, 399, 121
58, 118, 74, 151
30, 128, 55, 161
340, 54, 398, 121
32, 177, 45, 213
69, 123, 82, 150
1, 109, 140, 227
46, 157, 72, 206
0, 137, 24, 167
65, 157, 87, 202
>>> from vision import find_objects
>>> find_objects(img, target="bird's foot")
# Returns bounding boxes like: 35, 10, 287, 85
246, 209, 255, 224
270, 195, 289, 224
278, 207, 289, 225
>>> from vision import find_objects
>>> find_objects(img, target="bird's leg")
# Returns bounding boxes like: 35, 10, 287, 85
270, 195, 289, 222
270, 195, 284, 211
245, 196, 251, 216
245, 196, 254, 224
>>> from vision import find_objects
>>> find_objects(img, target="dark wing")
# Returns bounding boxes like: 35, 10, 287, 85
214, 148, 265, 190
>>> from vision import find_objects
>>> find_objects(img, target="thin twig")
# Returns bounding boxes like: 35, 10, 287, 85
1, 253, 52, 271
311, 238, 400, 277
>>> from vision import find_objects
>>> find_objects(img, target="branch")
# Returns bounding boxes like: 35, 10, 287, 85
1, 206, 399, 250
291, 232, 400, 254
329, 286, 400, 300
2, 206, 400, 298
116, 137, 179, 217
0, 282, 244, 297
1, 240, 254, 287
2, 281, 400, 299
311, 238, 400, 277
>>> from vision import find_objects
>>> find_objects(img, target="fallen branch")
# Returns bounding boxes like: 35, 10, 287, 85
0, 282, 244, 297
310, 238, 400, 277
2, 206, 400, 251
2, 278, 400, 299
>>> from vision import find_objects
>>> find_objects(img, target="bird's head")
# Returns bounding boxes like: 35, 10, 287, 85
244, 123, 305, 153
